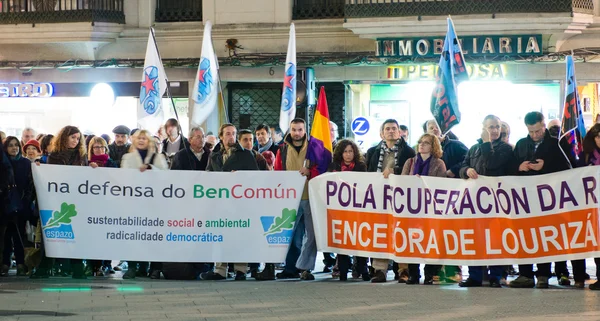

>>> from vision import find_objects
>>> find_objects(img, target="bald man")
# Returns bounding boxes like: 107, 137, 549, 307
547, 119, 561, 139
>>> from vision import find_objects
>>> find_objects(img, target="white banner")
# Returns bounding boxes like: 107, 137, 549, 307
309, 168, 600, 265
33, 165, 305, 262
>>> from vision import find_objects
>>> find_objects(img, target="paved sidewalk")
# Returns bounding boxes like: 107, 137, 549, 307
1, 265, 600, 321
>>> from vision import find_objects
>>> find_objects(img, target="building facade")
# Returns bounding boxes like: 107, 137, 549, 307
0, 0, 599, 148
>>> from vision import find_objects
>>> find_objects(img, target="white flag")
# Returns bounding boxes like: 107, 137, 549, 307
138, 28, 167, 131
191, 21, 219, 127
278, 23, 296, 134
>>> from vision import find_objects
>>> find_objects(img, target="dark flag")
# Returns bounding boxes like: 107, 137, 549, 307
430, 17, 468, 134
559, 55, 586, 168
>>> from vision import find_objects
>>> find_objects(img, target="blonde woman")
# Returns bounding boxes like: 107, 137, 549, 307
401, 133, 447, 285
120, 130, 167, 279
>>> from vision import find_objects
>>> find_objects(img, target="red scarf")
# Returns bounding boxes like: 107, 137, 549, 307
341, 162, 355, 172
90, 154, 109, 167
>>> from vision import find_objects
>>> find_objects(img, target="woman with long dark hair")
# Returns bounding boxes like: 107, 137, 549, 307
576, 123, 600, 290
46, 126, 88, 279
327, 139, 370, 281
1, 136, 34, 276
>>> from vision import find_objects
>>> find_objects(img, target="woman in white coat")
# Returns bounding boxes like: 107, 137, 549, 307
120, 129, 167, 279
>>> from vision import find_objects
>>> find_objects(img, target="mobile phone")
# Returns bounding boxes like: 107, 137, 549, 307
530, 160, 538, 164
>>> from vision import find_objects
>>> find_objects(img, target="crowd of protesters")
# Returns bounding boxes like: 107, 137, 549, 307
0, 112, 599, 290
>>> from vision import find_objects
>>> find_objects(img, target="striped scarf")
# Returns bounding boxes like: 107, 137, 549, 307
377, 140, 400, 172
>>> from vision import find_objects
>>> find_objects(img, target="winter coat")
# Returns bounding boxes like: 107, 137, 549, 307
401, 156, 447, 178
207, 143, 262, 172
48, 149, 88, 167
459, 139, 515, 178
6, 155, 34, 219
253, 139, 280, 155
108, 143, 131, 167
441, 137, 469, 177
513, 129, 570, 176
365, 139, 416, 174
274, 134, 317, 200
171, 146, 211, 171
162, 136, 190, 155
120, 150, 168, 170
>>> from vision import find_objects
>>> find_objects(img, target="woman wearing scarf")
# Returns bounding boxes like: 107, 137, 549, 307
401, 133, 447, 285
327, 139, 371, 281
84, 136, 118, 277
576, 124, 600, 290
1, 136, 34, 276
121, 130, 168, 279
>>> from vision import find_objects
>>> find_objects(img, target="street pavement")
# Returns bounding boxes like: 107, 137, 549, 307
1, 259, 599, 321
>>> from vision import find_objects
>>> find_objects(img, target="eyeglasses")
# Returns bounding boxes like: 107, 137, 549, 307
92, 146, 105, 150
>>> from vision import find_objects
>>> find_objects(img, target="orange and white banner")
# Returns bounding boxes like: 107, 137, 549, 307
309, 167, 600, 265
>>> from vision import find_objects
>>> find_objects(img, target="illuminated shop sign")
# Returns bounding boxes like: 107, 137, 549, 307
376, 35, 542, 58
387, 63, 507, 81
0, 82, 54, 97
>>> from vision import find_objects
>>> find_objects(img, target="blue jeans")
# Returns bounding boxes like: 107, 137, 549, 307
468, 265, 505, 282
282, 200, 308, 274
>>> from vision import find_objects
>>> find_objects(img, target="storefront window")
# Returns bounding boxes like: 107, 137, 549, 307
347, 81, 560, 151
0, 96, 189, 141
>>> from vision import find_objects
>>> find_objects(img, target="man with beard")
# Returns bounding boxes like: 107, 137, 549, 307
366, 119, 416, 283
253, 124, 280, 155
201, 124, 260, 281
108, 125, 131, 167
274, 118, 320, 280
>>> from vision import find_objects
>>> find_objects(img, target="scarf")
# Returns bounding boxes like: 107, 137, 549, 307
377, 140, 400, 172
412, 154, 432, 176
592, 149, 600, 166
341, 162, 355, 172
138, 149, 148, 162
258, 139, 274, 154
90, 154, 109, 167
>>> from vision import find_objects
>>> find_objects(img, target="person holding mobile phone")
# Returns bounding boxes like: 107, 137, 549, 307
510, 112, 570, 289
458, 115, 515, 288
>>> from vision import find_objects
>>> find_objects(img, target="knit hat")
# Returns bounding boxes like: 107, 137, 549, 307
112, 125, 131, 135
130, 128, 139, 136
23, 139, 41, 153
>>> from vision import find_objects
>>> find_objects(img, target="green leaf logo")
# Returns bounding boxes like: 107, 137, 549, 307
264, 208, 296, 236
44, 203, 77, 229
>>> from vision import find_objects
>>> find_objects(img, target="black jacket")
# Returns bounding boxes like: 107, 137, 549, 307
441, 137, 469, 177
108, 143, 130, 168
460, 139, 515, 178
365, 139, 416, 174
514, 129, 570, 176
207, 143, 264, 172
253, 139, 280, 155
327, 161, 367, 172
171, 146, 211, 171
7, 156, 34, 218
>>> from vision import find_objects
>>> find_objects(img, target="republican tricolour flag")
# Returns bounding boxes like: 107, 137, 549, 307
278, 23, 296, 134
306, 86, 333, 175
430, 17, 469, 134
559, 55, 586, 167
138, 28, 167, 131
191, 21, 219, 127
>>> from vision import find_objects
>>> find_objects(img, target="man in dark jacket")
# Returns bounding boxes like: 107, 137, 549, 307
162, 118, 190, 163
366, 119, 416, 283
201, 124, 259, 281
509, 111, 570, 289
108, 125, 131, 167
171, 127, 211, 171
458, 115, 515, 288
